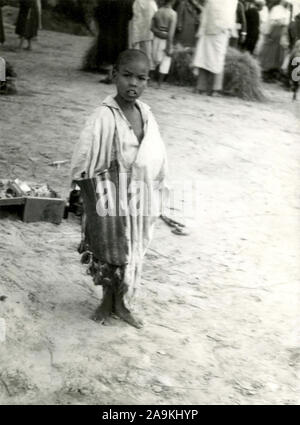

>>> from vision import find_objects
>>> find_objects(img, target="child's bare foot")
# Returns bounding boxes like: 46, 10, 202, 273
114, 301, 143, 329
91, 287, 113, 324
92, 304, 110, 324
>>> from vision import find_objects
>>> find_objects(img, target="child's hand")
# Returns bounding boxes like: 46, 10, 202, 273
166, 47, 173, 57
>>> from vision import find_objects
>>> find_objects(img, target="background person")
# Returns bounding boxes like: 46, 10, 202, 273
175, 0, 202, 47
259, 0, 292, 81
130, 0, 158, 70
245, 0, 265, 54
254, 0, 269, 54
95, 0, 134, 84
193, 0, 238, 96
230, 0, 247, 49
151, 0, 177, 86
15, 0, 40, 51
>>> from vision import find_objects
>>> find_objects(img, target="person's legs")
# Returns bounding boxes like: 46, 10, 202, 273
25, 38, 32, 50
143, 40, 154, 71
113, 277, 143, 329
92, 285, 114, 323
157, 55, 171, 88
18, 37, 24, 50
195, 68, 208, 93
211, 70, 224, 96
91, 262, 143, 328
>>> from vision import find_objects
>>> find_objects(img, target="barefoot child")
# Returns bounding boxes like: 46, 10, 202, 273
71, 49, 168, 329
151, 0, 177, 86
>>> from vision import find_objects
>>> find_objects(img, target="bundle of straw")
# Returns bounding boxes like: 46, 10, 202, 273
168, 44, 265, 101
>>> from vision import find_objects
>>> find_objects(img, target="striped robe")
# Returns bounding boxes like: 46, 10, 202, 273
71, 95, 167, 304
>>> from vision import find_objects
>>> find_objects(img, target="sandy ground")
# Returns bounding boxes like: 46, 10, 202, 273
0, 8, 300, 405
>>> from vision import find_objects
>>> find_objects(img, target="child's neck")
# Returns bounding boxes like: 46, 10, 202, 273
115, 94, 136, 112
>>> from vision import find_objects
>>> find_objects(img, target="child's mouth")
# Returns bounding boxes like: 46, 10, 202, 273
127, 90, 137, 96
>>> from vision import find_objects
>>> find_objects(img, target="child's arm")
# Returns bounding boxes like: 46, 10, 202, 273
176, 1, 184, 33
166, 11, 177, 56
70, 107, 115, 182
151, 14, 168, 39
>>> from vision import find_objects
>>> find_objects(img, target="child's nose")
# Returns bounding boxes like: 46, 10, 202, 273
129, 77, 138, 86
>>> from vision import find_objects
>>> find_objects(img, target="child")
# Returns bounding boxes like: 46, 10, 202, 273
151, 0, 177, 86
71, 50, 168, 329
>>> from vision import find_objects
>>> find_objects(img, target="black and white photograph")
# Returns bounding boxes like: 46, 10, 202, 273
0, 0, 299, 406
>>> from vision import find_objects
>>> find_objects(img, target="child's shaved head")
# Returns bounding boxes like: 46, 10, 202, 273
115, 49, 150, 71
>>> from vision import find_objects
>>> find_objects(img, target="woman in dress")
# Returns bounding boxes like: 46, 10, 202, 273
259, 0, 291, 81
15, 0, 40, 51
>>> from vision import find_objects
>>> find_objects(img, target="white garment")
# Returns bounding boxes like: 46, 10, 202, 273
71, 96, 168, 302
193, 31, 230, 74
193, 0, 236, 74
131, 0, 158, 44
265, 4, 290, 34
152, 37, 172, 74
132, 40, 155, 70
197, 0, 238, 36
291, 0, 300, 17
254, 5, 269, 55
259, 5, 270, 35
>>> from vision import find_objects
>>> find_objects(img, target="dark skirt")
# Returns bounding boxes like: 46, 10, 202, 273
15, 0, 39, 40
94, 0, 133, 66
175, 1, 199, 48
0, 7, 5, 44
75, 161, 129, 267
259, 25, 285, 72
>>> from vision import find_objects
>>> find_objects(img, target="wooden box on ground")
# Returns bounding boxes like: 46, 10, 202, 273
0, 197, 65, 224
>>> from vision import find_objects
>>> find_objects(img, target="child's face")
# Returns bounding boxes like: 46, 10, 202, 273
114, 60, 149, 102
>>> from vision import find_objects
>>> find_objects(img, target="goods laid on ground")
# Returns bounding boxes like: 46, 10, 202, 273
0, 179, 65, 224
0, 61, 17, 95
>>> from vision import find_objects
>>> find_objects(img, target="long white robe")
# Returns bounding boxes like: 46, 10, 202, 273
71, 95, 168, 303
131, 0, 157, 44
193, 0, 238, 74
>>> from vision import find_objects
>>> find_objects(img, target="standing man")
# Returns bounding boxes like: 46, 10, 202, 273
245, 0, 265, 54
230, 0, 247, 49
193, 0, 238, 96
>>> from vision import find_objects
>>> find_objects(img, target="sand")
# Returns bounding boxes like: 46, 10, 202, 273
0, 7, 299, 404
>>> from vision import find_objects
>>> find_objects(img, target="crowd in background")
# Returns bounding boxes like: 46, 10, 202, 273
84, 0, 300, 94
1, 0, 300, 94
0, 0, 42, 50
